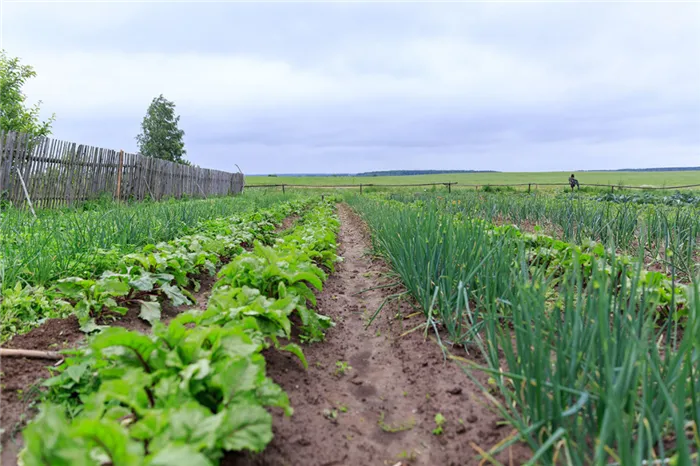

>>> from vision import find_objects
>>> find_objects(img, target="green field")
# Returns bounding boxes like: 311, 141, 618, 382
247, 170, 700, 189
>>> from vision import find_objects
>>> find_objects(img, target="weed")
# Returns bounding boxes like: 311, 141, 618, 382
322, 408, 338, 422
432, 413, 445, 435
334, 361, 351, 376
397, 449, 419, 462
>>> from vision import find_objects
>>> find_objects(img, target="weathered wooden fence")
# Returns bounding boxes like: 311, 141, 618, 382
0, 131, 245, 208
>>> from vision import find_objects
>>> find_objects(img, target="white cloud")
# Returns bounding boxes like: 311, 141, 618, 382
4, 1, 700, 171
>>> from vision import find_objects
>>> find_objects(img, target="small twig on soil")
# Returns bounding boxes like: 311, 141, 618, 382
399, 322, 428, 338
469, 441, 505, 466
0, 348, 63, 360
365, 291, 409, 329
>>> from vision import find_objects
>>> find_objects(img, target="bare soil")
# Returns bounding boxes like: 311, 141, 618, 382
276, 214, 299, 233
228, 205, 530, 466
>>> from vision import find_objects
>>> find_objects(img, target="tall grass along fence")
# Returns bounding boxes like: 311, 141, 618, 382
0, 130, 245, 209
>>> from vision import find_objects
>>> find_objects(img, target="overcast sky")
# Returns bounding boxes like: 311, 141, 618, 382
3, 1, 699, 174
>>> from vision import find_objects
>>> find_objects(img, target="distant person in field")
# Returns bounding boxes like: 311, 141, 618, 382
569, 174, 580, 191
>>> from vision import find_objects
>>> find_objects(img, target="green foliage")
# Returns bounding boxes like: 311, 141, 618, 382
19, 198, 341, 463
135, 94, 187, 164
432, 413, 445, 435
22, 322, 283, 465
348, 192, 699, 464
214, 202, 339, 342
55, 275, 132, 332
596, 190, 700, 207
0, 50, 55, 138
334, 361, 351, 376
0, 282, 72, 339
0, 193, 302, 342
0, 192, 298, 291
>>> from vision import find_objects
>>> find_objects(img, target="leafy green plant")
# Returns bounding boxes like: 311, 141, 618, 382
432, 413, 445, 436
20, 199, 342, 464
348, 192, 699, 464
28, 320, 289, 464
0, 282, 72, 339
54, 275, 131, 332
334, 361, 351, 376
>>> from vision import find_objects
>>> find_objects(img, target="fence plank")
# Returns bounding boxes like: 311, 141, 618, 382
0, 131, 245, 209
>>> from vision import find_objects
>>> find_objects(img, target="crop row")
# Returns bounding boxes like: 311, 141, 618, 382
18, 200, 340, 465
353, 195, 691, 330
1, 198, 309, 343
388, 190, 700, 277
595, 190, 700, 207
0, 191, 301, 290
348, 194, 699, 465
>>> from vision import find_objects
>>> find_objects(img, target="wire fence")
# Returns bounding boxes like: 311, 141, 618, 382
246, 181, 700, 193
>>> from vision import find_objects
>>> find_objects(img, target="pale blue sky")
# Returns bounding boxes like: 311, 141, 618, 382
3, 1, 699, 174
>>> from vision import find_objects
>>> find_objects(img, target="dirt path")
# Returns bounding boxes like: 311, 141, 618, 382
230, 205, 529, 466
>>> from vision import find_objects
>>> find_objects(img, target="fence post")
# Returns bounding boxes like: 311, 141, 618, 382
282, 184, 285, 194
611, 185, 614, 193
528, 183, 531, 194
360, 184, 363, 194
447, 183, 451, 193
116, 149, 124, 200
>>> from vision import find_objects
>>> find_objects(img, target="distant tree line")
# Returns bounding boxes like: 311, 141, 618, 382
610, 167, 700, 172
356, 170, 499, 177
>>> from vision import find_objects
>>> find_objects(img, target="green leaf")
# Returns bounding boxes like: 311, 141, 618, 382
256, 378, 292, 416
111, 306, 129, 316
91, 327, 157, 372
149, 403, 224, 454
287, 271, 323, 291
210, 356, 264, 405
279, 343, 308, 369
55, 278, 93, 298
139, 301, 162, 326
161, 284, 191, 306
70, 418, 144, 466
79, 318, 106, 334
220, 403, 273, 453
19, 408, 94, 466
153, 313, 196, 349
146, 444, 214, 466
129, 272, 157, 292
64, 362, 89, 384
180, 359, 212, 389
98, 278, 131, 296
96, 371, 154, 414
